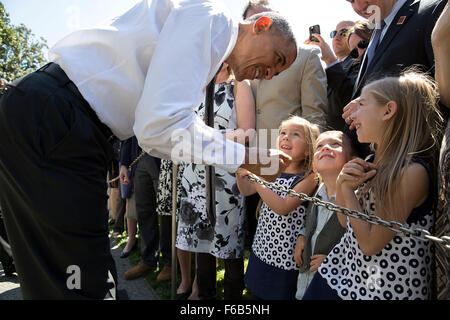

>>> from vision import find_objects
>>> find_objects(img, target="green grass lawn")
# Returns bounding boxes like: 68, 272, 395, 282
110, 227, 257, 300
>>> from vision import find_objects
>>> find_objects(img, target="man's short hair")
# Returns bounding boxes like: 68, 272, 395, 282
245, 11, 297, 49
242, 0, 272, 20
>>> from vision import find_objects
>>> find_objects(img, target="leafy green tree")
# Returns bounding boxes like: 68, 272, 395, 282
0, 2, 48, 81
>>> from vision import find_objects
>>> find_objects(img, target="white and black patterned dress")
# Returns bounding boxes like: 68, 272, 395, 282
244, 172, 308, 300
176, 81, 246, 259
318, 156, 435, 300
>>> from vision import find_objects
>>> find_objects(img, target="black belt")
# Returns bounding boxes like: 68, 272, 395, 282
37, 62, 115, 141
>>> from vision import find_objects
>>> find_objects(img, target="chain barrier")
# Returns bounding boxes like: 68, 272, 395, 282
107, 150, 146, 184
106, 152, 450, 250
246, 174, 450, 250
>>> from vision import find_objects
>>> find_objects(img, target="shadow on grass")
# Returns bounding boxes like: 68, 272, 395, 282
110, 228, 257, 300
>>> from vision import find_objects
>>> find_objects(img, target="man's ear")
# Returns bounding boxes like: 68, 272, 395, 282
382, 101, 397, 121
253, 16, 273, 34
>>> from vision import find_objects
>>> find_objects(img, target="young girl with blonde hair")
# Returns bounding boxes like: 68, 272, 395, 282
304, 71, 443, 300
237, 115, 319, 300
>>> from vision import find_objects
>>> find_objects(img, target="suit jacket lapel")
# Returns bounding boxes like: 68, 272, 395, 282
353, 0, 417, 98
367, 0, 416, 75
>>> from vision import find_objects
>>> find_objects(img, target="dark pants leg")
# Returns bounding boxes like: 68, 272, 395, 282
245, 193, 260, 249
197, 253, 217, 300
159, 215, 172, 267
0, 70, 117, 299
113, 184, 126, 234
134, 154, 162, 267
223, 257, 244, 300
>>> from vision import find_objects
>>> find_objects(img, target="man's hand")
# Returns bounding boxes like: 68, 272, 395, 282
119, 165, 130, 185
342, 98, 360, 130
239, 147, 291, 182
304, 33, 338, 67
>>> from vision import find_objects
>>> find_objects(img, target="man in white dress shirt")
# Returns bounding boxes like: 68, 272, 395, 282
0, 0, 296, 299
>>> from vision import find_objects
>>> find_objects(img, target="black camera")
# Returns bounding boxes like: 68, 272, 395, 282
309, 25, 320, 42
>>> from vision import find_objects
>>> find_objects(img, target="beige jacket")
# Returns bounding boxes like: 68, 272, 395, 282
250, 44, 327, 148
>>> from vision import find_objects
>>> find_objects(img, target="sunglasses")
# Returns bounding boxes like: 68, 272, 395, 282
350, 40, 369, 58
330, 28, 349, 38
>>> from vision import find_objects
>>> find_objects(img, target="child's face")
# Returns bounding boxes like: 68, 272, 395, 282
351, 89, 388, 144
277, 122, 307, 162
313, 132, 351, 174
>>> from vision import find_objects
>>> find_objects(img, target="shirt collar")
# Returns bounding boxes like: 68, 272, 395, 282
383, 0, 408, 29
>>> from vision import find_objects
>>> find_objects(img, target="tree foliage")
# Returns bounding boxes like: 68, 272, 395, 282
0, 2, 48, 81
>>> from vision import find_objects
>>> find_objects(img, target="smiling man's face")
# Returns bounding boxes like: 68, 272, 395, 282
231, 30, 297, 82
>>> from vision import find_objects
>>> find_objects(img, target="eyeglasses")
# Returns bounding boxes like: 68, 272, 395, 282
330, 28, 349, 38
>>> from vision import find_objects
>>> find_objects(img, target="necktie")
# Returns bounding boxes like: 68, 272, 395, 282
366, 20, 386, 69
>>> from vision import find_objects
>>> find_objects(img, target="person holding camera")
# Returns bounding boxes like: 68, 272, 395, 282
304, 20, 356, 131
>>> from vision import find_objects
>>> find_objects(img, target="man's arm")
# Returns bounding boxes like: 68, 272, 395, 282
299, 47, 328, 130
133, 4, 246, 173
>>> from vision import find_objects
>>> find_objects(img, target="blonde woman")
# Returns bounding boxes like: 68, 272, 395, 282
304, 71, 443, 300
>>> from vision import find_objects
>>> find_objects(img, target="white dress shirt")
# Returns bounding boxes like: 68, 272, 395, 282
49, 0, 245, 172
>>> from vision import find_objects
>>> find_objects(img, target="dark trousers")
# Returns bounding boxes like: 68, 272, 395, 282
113, 184, 126, 234
134, 154, 170, 267
0, 64, 117, 299
0, 212, 14, 271
197, 253, 244, 300
244, 193, 260, 249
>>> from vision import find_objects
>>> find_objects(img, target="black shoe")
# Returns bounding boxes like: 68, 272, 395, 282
109, 219, 116, 226
120, 242, 137, 259
176, 289, 192, 300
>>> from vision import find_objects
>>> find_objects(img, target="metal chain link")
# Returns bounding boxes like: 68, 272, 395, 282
107, 150, 146, 184
247, 174, 450, 250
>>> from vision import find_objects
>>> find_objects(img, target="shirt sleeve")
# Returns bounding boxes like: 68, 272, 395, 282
133, 4, 245, 173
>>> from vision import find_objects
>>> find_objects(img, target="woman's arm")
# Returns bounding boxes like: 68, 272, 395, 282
254, 172, 318, 216
338, 160, 429, 256
223, 80, 256, 144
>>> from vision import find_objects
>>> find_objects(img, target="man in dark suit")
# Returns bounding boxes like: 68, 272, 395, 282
343, 0, 447, 157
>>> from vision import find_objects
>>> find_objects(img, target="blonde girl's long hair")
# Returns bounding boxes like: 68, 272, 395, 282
363, 70, 443, 221
279, 115, 320, 175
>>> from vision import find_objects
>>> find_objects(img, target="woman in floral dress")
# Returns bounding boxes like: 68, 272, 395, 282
176, 63, 255, 300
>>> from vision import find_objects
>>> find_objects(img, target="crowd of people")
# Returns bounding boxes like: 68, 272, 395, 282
102, 0, 449, 301
0, 0, 449, 300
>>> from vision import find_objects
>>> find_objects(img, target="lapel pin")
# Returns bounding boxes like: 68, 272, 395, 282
397, 16, 406, 25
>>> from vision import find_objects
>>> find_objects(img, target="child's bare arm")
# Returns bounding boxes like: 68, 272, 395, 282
235, 168, 257, 196
255, 173, 318, 216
